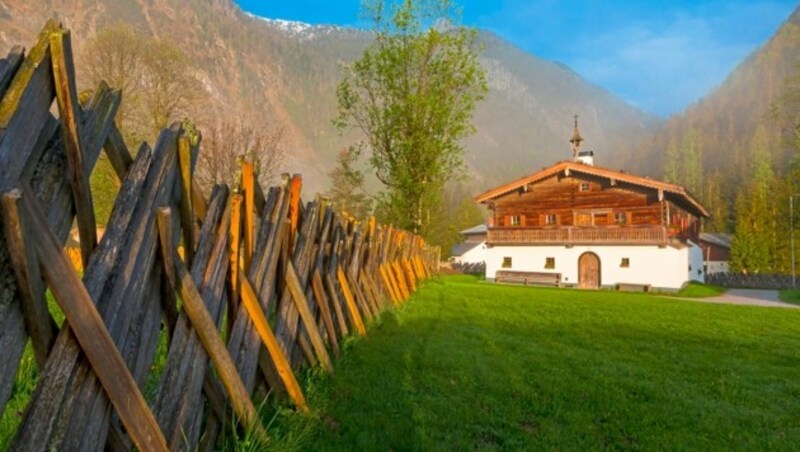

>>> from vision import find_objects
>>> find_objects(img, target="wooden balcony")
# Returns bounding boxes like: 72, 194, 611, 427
487, 226, 674, 246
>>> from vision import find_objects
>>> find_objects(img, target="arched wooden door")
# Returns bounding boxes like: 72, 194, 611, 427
578, 252, 601, 289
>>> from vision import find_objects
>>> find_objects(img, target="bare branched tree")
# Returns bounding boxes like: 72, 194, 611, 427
81, 23, 205, 144
196, 120, 286, 191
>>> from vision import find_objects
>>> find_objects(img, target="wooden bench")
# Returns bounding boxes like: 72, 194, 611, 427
616, 282, 651, 292
495, 270, 561, 287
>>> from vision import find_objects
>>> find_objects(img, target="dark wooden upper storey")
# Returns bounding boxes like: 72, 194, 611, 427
474, 161, 710, 246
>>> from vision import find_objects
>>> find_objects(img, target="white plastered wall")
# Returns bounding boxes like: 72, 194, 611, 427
485, 243, 699, 290
453, 241, 488, 265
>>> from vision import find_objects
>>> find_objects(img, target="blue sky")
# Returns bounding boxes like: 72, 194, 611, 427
236, 1, 797, 117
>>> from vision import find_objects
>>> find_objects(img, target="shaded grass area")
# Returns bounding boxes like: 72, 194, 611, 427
673, 281, 726, 298
289, 275, 800, 450
779, 289, 800, 305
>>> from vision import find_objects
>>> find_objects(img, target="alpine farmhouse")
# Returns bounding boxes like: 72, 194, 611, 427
474, 118, 710, 291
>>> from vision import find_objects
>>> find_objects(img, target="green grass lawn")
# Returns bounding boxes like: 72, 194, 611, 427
277, 275, 800, 450
674, 281, 726, 298
779, 289, 800, 305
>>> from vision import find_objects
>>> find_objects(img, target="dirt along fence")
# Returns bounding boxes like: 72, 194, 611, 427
0, 21, 439, 451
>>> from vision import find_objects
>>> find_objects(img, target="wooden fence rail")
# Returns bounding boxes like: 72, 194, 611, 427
0, 22, 439, 451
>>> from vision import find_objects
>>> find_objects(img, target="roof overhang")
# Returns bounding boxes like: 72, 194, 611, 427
474, 161, 710, 218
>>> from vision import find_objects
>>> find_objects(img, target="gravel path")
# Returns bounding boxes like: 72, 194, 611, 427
685, 289, 799, 309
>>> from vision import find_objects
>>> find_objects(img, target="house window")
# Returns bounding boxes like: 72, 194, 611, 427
544, 214, 557, 225
621, 258, 630, 268
509, 215, 521, 227
580, 182, 590, 192
614, 212, 627, 225
502, 257, 512, 268
545, 257, 555, 269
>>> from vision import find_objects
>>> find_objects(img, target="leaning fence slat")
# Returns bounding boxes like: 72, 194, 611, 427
18, 184, 167, 452
312, 269, 340, 356
286, 262, 334, 372
228, 193, 243, 333
337, 265, 366, 336
0, 20, 60, 193
242, 161, 256, 270
0, 45, 24, 102
103, 123, 133, 180
381, 263, 400, 305
1, 189, 56, 367
178, 134, 195, 265
50, 29, 97, 266
161, 224, 266, 440
152, 189, 230, 449
239, 272, 309, 412
325, 271, 349, 337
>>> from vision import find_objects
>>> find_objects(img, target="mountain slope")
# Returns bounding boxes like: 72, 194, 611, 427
616, 6, 800, 186
0, 0, 659, 193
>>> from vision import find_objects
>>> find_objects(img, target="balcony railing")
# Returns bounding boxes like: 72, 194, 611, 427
487, 226, 672, 246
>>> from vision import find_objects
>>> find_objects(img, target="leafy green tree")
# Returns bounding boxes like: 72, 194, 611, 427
326, 147, 373, 219
423, 183, 485, 257
335, 0, 487, 235
730, 127, 775, 273
663, 138, 680, 184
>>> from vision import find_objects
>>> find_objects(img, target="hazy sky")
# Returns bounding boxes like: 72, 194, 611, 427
236, 1, 797, 117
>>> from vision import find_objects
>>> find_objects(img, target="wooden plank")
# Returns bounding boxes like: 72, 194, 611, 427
242, 161, 256, 270
161, 221, 266, 439
312, 269, 340, 357
152, 188, 231, 449
360, 269, 383, 313
297, 332, 318, 367
0, 45, 24, 100
18, 184, 167, 452
388, 262, 406, 302
274, 200, 320, 363
324, 272, 349, 337
0, 83, 120, 423
1, 189, 56, 367
0, 20, 60, 193
103, 123, 133, 180
228, 193, 243, 335
178, 134, 195, 265
393, 261, 410, 300
286, 262, 334, 372
226, 183, 289, 394
337, 265, 366, 336
239, 273, 309, 412
349, 269, 375, 321
192, 184, 209, 221
380, 264, 400, 305
253, 177, 266, 217
155, 201, 178, 336
50, 29, 97, 266
403, 259, 417, 293
289, 174, 302, 246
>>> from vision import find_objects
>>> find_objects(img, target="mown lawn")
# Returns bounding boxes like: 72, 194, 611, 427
285, 275, 800, 450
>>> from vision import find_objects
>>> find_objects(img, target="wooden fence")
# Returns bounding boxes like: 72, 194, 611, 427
0, 22, 438, 451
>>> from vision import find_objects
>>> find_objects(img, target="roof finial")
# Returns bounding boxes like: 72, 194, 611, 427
569, 114, 583, 158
